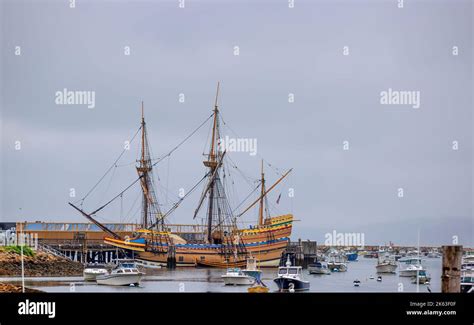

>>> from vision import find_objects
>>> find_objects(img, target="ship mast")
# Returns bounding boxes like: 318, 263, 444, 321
258, 159, 265, 227
136, 102, 162, 229
202, 83, 220, 243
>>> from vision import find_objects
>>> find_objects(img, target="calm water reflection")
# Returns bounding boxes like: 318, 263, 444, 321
1, 258, 441, 293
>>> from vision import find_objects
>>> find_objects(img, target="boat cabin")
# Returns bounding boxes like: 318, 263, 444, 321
114, 262, 140, 273
278, 266, 303, 278
400, 257, 422, 265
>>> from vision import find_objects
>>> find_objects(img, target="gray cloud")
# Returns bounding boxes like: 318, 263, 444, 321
1, 0, 472, 246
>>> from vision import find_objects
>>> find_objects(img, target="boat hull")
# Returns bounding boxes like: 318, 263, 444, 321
222, 275, 255, 285
399, 269, 423, 277
328, 263, 347, 272
103, 214, 293, 268
461, 283, 473, 293
273, 277, 310, 292
376, 264, 397, 274
96, 273, 143, 286
83, 269, 108, 281
346, 253, 358, 261
106, 215, 293, 268
308, 265, 330, 275
412, 277, 430, 284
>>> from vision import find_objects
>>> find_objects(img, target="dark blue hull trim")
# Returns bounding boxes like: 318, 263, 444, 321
273, 277, 310, 291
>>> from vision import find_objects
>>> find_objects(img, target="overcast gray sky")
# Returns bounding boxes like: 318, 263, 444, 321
1, 0, 472, 246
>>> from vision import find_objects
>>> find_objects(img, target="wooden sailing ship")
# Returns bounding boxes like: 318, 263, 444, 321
70, 83, 294, 267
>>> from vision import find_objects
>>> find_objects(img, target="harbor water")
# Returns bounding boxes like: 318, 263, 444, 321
0, 258, 442, 293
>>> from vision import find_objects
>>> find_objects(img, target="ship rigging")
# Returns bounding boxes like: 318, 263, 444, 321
70, 83, 295, 267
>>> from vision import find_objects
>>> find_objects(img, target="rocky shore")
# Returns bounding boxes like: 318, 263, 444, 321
0, 282, 43, 293
0, 248, 84, 277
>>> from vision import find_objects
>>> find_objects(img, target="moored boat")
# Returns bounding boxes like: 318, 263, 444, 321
327, 253, 348, 272
96, 262, 144, 286
273, 256, 310, 292
411, 270, 431, 285
461, 254, 474, 271
248, 284, 269, 293
241, 256, 263, 280
221, 268, 255, 286
399, 258, 425, 277
376, 254, 397, 274
308, 261, 330, 275
83, 264, 109, 281
345, 251, 358, 262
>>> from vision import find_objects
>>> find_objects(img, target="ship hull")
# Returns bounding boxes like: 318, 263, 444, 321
104, 214, 293, 268
134, 237, 288, 267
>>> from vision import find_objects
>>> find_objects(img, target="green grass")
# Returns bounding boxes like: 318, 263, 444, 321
4, 245, 36, 257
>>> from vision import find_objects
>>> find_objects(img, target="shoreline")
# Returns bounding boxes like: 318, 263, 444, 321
0, 248, 83, 278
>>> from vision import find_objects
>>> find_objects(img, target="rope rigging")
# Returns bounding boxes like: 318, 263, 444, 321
151, 113, 213, 168
147, 171, 211, 230
75, 125, 142, 206
75, 113, 214, 220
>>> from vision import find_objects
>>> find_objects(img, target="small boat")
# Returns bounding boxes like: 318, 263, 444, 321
377, 276, 382, 282
363, 252, 378, 259
273, 256, 310, 292
96, 262, 144, 286
460, 269, 474, 293
345, 251, 358, 262
248, 284, 270, 293
461, 255, 474, 271
376, 254, 397, 274
222, 268, 255, 285
241, 256, 262, 280
376, 260, 397, 274
411, 270, 431, 285
327, 254, 348, 272
134, 259, 162, 269
353, 279, 361, 287
308, 261, 330, 275
399, 258, 425, 277
83, 263, 109, 281
244, 257, 268, 292
369, 275, 375, 280
426, 250, 441, 258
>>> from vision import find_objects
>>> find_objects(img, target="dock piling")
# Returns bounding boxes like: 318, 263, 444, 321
441, 245, 463, 293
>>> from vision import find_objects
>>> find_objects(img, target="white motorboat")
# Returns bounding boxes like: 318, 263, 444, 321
308, 261, 330, 275
96, 262, 144, 286
399, 258, 425, 277
83, 264, 109, 281
411, 270, 431, 285
327, 254, 348, 272
273, 256, 310, 291
461, 255, 474, 271
241, 256, 263, 281
376, 260, 397, 274
376, 254, 397, 274
221, 268, 255, 285
426, 249, 441, 258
